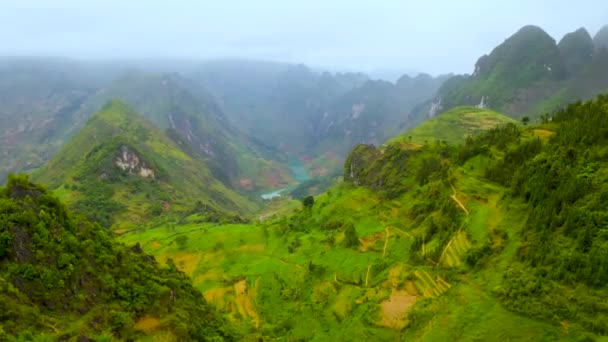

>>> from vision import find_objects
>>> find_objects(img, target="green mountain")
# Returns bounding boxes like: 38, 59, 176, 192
430, 25, 608, 120
33, 100, 255, 230
110, 94, 608, 340
437, 26, 566, 113
0, 61, 293, 193
77, 71, 293, 192
0, 174, 234, 340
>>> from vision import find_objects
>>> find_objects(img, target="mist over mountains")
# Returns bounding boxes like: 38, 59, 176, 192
1, 17, 608, 340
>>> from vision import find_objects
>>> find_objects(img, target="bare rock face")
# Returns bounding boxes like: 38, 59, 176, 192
114, 145, 155, 178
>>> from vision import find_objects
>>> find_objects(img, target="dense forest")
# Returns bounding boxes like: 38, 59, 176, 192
0, 175, 233, 340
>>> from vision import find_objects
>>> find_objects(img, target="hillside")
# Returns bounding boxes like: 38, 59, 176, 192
0, 60, 294, 193
0, 58, 103, 182
428, 24, 608, 120
115, 94, 608, 340
78, 71, 293, 191
33, 100, 255, 230
387, 106, 516, 146
0, 174, 234, 340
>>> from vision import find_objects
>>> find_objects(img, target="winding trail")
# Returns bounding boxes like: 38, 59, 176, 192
382, 227, 390, 258
450, 182, 469, 216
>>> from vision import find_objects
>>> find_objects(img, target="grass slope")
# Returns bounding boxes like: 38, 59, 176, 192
388, 106, 516, 146
33, 100, 256, 230
118, 96, 608, 340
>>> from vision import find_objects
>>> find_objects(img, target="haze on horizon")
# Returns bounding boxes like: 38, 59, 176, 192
0, 0, 606, 76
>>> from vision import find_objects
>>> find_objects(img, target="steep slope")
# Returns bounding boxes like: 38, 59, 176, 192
0, 58, 103, 181
558, 28, 594, 74
0, 60, 293, 193
438, 26, 566, 113
191, 60, 448, 175
33, 100, 255, 230
191, 61, 369, 151
0, 174, 234, 340
594, 25, 608, 51
429, 24, 608, 120
77, 71, 294, 192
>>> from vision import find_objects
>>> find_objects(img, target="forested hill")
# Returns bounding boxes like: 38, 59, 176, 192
33, 100, 255, 231
0, 174, 234, 340
428, 25, 608, 119
341, 94, 608, 336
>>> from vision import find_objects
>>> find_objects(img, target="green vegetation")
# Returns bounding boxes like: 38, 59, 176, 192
33, 100, 255, 230
117, 94, 608, 340
436, 25, 608, 120
6, 94, 608, 341
0, 174, 232, 340
388, 106, 516, 146
3, 35, 608, 340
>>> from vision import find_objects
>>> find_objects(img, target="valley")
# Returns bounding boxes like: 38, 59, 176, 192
260, 155, 311, 200
1, 15, 608, 341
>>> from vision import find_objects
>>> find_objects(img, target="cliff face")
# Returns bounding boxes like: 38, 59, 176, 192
114, 145, 155, 178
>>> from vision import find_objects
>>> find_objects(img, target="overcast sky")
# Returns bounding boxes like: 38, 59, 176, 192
0, 0, 606, 75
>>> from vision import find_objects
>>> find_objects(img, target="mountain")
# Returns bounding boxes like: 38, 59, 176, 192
0, 174, 234, 340
116, 94, 608, 340
558, 28, 594, 74
76, 71, 294, 192
33, 100, 255, 230
428, 24, 608, 120
193, 60, 449, 174
0, 59, 294, 192
594, 25, 608, 51
307, 74, 451, 173
192, 62, 369, 152
437, 26, 566, 114
0, 58, 105, 182
0, 58, 447, 187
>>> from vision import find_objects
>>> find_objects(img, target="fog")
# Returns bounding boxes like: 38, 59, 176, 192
0, 0, 606, 75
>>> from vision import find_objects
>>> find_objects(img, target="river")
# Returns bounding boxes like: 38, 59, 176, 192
260, 155, 311, 199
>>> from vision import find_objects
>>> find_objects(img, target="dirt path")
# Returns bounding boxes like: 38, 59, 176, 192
450, 183, 469, 216
365, 264, 371, 286
382, 227, 390, 258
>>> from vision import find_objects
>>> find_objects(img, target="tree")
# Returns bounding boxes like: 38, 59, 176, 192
175, 235, 188, 250
522, 116, 530, 126
342, 223, 359, 248
302, 196, 314, 209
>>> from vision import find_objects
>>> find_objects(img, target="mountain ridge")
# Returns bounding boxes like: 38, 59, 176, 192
33, 100, 255, 230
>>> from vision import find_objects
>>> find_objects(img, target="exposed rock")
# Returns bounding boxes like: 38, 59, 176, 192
428, 98, 442, 117
10, 226, 34, 263
114, 145, 155, 178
